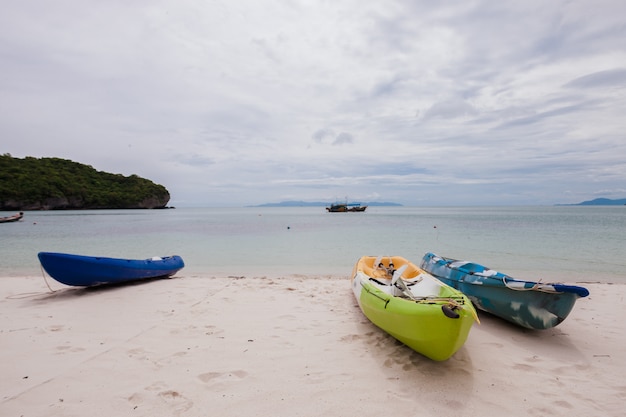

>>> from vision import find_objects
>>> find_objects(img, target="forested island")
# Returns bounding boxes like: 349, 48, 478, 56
0, 154, 171, 210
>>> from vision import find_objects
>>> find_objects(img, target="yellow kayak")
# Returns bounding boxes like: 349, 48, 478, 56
351, 255, 479, 361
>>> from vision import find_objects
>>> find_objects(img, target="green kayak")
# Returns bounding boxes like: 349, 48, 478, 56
351, 255, 479, 361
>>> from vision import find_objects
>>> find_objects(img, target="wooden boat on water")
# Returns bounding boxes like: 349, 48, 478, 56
420, 252, 589, 330
326, 203, 367, 212
0, 212, 23, 223
38, 252, 185, 287
351, 255, 479, 361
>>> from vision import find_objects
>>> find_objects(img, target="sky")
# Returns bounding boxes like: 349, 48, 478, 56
1, 0, 625, 207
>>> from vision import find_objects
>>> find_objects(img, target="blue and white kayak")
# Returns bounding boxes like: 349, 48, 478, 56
38, 252, 185, 287
420, 252, 589, 330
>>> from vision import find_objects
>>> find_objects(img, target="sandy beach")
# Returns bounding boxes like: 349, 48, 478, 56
1, 273, 624, 416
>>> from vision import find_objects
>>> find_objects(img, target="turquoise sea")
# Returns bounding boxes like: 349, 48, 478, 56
1, 206, 625, 283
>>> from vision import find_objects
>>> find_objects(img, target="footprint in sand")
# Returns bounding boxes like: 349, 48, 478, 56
127, 347, 156, 363
145, 381, 168, 391
339, 334, 362, 342
158, 390, 193, 413
130, 382, 193, 414
55, 345, 85, 354
553, 400, 574, 410
197, 370, 248, 385
485, 341, 504, 347
127, 392, 144, 406
512, 363, 534, 371
170, 324, 200, 336
383, 348, 417, 369
347, 330, 391, 347
204, 325, 225, 336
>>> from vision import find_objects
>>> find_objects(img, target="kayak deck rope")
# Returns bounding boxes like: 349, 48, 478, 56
4, 267, 57, 300
39, 264, 56, 293
502, 275, 544, 291
445, 262, 554, 293
368, 277, 468, 304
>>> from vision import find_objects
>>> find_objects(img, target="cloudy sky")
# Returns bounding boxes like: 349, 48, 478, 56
2, 1, 625, 207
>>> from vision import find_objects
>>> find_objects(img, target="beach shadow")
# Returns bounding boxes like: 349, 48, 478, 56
354, 319, 476, 411
28, 276, 181, 303
474, 310, 586, 362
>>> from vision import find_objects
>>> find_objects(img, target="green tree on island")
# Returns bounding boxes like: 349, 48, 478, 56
0, 154, 171, 210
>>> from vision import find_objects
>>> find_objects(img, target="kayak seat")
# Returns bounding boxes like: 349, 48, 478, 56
369, 277, 390, 286
406, 277, 443, 298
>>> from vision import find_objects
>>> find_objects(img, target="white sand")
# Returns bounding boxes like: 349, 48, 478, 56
1, 274, 624, 416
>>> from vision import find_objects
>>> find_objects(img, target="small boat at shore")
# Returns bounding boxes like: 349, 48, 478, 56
38, 252, 185, 287
351, 255, 478, 361
326, 203, 367, 212
0, 212, 23, 223
420, 252, 589, 330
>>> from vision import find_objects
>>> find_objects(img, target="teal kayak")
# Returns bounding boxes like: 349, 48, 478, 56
420, 252, 589, 330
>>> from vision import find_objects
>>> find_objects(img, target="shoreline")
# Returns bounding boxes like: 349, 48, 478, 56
2, 265, 623, 285
1, 274, 624, 416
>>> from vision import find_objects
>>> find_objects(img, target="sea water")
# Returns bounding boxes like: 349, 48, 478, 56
1, 206, 625, 283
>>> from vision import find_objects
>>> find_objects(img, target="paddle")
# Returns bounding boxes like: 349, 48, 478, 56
391, 264, 408, 285
373, 255, 383, 271
391, 265, 416, 300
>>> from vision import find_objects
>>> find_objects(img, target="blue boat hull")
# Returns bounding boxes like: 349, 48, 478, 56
38, 252, 185, 287
420, 252, 589, 330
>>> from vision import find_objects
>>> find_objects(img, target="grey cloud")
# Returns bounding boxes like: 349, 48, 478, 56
1, 1, 625, 207
495, 102, 594, 129
312, 129, 354, 146
312, 128, 335, 143
174, 154, 215, 167
565, 68, 626, 89
423, 99, 478, 120
333, 132, 354, 145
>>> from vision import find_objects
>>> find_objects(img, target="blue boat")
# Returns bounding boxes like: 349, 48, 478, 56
38, 252, 185, 287
420, 252, 589, 330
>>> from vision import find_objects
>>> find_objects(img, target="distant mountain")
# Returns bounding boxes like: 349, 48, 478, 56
560, 198, 626, 206
251, 200, 402, 207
